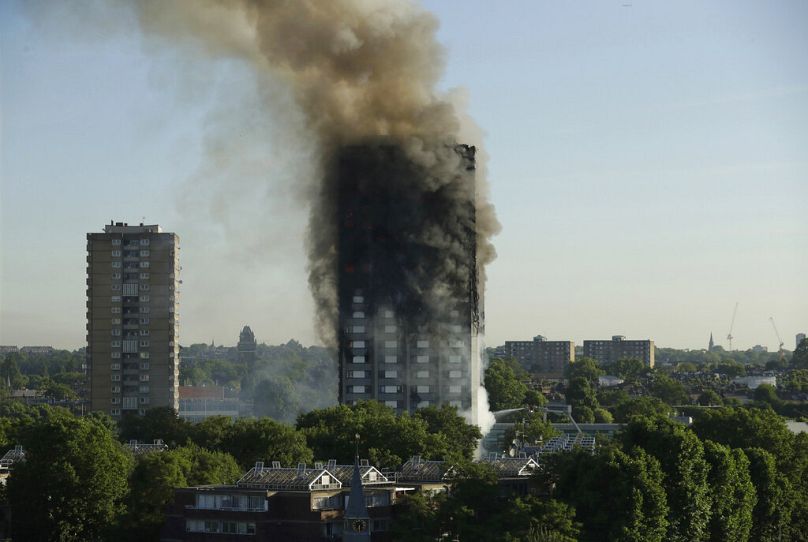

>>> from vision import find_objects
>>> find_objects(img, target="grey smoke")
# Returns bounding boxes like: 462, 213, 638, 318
132, 0, 500, 345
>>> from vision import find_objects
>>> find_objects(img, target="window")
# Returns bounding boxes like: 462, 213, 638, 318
140, 362, 150, 370
350, 370, 366, 378
122, 283, 138, 296
384, 370, 397, 378
111, 250, 121, 257
352, 295, 364, 303
416, 355, 428, 364
417, 385, 430, 393
452, 340, 463, 348
385, 400, 398, 408
139, 250, 150, 257
111, 239, 121, 245
140, 352, 150, 359
139, 374, 150, 382
140, 283, 150, 291
111, 283, 121, 291
416, 370, 429, 379
449, 370, 462, 378
111, 397, 120, 404
139, 295, 150, 302
122, 340, 137, 353
139, 306, 150, 314
352, 355, 365, 364
139, 397, 150, 405
384, 325, 396, 333
111, 306, 121, 314
418, 400, 430, 408
352, 340, 365, 348
111, 272, 121, 279
111, 329, 121, 336
139, 261, 150, 268
111, 374, 121, 382
111, 386, 120, 393
313, 494, 342, 510
139, 272, 149, 279
139, 317, 150, 324
351, 325, 365, 333
111, 340, 121, 347
450, 400, 462, 408
139, 384, 150, 393
384, 309, 394, 318
111, 295, 121, 303
139, 340, 150, 347
110, 362, 121, 370
384, 355, 397, 364
451, 324, 462, 333
382, 385, 399, 393
352, 311, 365, 318
111, 261, 121, 268
449, 355, 461, 364
139, 329, 150, 336
139, 238, 149, 246
350, 385, 366, 393
111, 317, 121, 325
111, 408, 120, 416
417, 340, 429, 348
122, 396, 138, 409
449, 385, 462, 394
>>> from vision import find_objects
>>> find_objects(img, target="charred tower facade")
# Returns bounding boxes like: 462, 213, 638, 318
336, 143, 481, 418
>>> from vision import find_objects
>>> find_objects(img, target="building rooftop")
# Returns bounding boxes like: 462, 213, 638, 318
0, 445, 25, 470
398, 457, 454, 483
124, 440, 168, 455
103, 221, 163, 234
237, 462, 342, 491
478, 455, 540, 477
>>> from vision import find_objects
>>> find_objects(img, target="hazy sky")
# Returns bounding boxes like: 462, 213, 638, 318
1, 0, 806, 351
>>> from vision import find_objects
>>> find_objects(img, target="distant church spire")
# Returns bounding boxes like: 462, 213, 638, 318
708, 333, 715, 352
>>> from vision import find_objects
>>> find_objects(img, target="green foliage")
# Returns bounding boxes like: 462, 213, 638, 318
702, 441, 756, 542
549, 447, 669, 542
780, 369, 808, 392
612, 396, 671, 423
568, 357, 604, 384
8, 407, 133, 541
593, 407, 614, 423
119, 444, 241, 541
0, 354, 26, 389
484, 358, 528, 411
753, 383, 781, 406
565, 377, 597, 410
297, 401, 477, 469
690, 407, 794, 462
697, 390, 723, 406
651, 374, 690, 405
196, 416, 313, 469
607, 357, 646, 380
524, 389, 547, 408
393, 462, 580, 542
571, 404, 595, 423
504, 411, 558, 447
118, 407, 192, 447
252, 377, 302, 422
792, 338, 808, 369
744, 447, 793, 542
413, 404, 482, 461
619, 417, 712, 542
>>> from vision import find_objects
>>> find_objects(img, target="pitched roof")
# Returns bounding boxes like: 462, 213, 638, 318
0, 446, 25, 469
237, 464, 342, 491
478, 456, 540, 477
399, 457, 453, 482
327, 464, 390, 487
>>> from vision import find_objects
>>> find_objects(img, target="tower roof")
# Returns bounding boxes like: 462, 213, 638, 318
344, 450, 369, 520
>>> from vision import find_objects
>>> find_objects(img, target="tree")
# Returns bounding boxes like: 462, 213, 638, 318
697, 390, 723, 406
613, 397, 671, 423
549, 447, 668, 542
504, 411, 557, 447
118, 407, 192, 447
120, 444, 242, 541
219, 417, 312, 469
650, 374, 690, 405
252, 377, 301, 423
792, 338, 808, 369
744, 447, 793, 542
608, 358, 646, 380
619, 417, 712, 542
593, 407, 614, 423
753, 384, 781, 407
565, 377, 597, 410
702, 441, 755, 542
0, 354, 26, 389
524, 389, 547, 408
297, 401, 433, 469
484, 359, 528, 411
8, 408, 132, 541
571, 405, 594, 423
414, 404, 482, 460
569, 357, 604, 384
690, 407, 794, 463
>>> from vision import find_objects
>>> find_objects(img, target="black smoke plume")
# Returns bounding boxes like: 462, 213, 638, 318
132, 0, 500, 345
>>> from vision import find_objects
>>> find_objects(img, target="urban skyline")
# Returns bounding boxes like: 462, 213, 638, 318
1, 0, 806, 352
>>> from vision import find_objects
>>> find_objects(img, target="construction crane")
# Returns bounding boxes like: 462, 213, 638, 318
769, 317, 785, 361
727, 302, 739, 351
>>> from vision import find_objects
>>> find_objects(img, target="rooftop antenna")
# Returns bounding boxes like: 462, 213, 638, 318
727, 302, 739, 351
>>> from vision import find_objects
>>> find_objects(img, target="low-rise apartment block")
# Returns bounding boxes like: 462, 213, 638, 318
503, 335, 575, 379
583, 335, 654, 368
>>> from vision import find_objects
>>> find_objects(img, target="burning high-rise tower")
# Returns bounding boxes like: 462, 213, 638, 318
335, 142, 481, 417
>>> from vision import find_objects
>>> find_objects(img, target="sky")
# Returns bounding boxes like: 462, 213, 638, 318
1, 0, 806, 351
